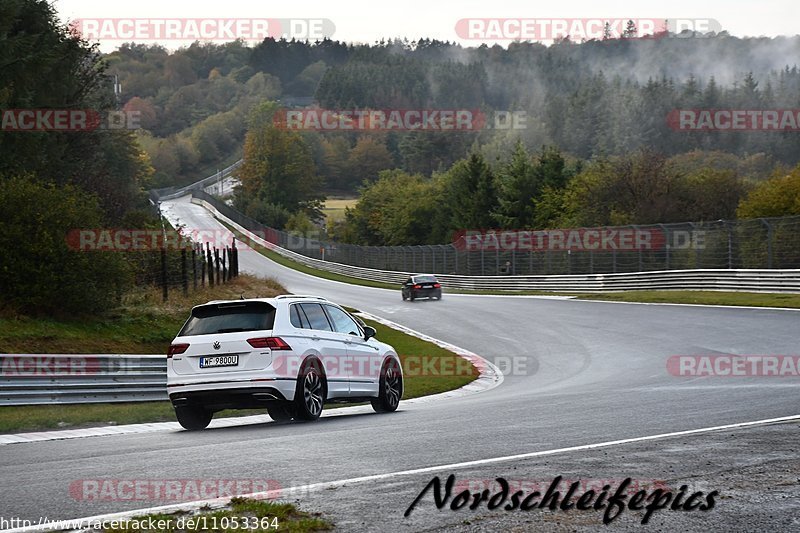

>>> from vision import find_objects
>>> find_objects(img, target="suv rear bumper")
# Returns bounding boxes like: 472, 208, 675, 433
168, 378, 297, 411
169, 385, 292, 411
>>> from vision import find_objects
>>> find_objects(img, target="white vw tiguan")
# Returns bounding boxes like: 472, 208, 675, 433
167, 295, 403, 430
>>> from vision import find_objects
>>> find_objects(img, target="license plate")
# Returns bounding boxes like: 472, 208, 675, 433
199, 355, 239, 368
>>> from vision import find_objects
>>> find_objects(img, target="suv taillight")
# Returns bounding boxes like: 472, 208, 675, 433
167, 343, 189, 358
413, 284, 421, 289
433, 283, 441, 288
247, 337, 292, 350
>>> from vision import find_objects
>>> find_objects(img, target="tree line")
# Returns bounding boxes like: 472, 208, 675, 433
105, 32, 800, 192
1, 0, 153, 315
335, 145, 800, 247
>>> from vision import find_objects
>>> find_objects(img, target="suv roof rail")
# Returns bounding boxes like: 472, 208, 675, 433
274, 294, 328, 301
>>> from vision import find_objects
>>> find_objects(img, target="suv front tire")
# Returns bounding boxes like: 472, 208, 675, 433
371, 359, 402, 413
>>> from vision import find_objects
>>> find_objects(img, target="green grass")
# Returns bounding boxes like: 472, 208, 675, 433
443, 288, 800, 307
0, 275, 285, 354
103, 497, 330, 532
321, 197, 358, 223
0, 298, 477, 433
0, 402, 179, 433
569, 290, 800, 308
357, 314, 478, 399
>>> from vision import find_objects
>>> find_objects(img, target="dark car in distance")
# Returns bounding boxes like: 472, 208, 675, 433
401, 274, 442, 301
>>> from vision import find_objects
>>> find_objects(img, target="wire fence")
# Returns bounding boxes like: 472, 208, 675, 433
128, 238, 240, 300
192, 190, 800, 276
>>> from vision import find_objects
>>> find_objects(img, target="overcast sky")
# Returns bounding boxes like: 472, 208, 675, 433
55, 0, 798, 52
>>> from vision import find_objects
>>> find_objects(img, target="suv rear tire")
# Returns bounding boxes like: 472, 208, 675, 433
294, 359, 326, 421
175, 405, 212, 430
267, 402, 295, 422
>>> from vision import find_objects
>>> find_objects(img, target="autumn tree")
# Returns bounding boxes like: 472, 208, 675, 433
237, 102, 324, 226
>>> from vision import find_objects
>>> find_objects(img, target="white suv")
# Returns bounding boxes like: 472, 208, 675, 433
167, 296, 403, 430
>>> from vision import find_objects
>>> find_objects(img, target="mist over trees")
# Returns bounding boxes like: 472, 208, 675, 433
105, 31, 800, 192
49, 23, 800, 245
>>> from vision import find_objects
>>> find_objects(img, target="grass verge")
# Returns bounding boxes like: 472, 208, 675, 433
569, 290, 800, 308
0, 275, 285, 354
358, 314, 479, 399
321, 196, 358, 223
0, 298, 477, 433
102, 497, 330, 532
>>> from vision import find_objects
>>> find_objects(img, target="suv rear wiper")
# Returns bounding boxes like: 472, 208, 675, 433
215, 328, 253, 333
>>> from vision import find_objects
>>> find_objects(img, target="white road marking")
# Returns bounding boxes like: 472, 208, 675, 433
8, 413, 799, 532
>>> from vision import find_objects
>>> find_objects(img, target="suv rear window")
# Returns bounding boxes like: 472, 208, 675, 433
415, 275, 438, 283
179, 302, 276, 336
298, 303, 333, 331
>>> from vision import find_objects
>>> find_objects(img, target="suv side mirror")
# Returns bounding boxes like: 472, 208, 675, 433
363, 325, 377, 341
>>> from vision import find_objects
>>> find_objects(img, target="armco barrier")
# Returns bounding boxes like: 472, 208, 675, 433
151, 160, 242, 203
191, 195, 800, 293
0, 355, 166, 405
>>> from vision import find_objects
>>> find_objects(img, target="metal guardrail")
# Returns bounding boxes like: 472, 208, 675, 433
150, 160, 243, 204
0, 355, 166, 405
186, 187, 800, 276
193, 195, 800, 293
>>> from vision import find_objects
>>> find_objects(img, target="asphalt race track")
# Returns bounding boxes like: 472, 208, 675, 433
1, 195, 798, 531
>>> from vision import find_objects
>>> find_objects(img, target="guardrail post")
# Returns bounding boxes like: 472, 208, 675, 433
222, 247, 228, 282
160, 248, 168, 301
232, 238, 238, 276
726, 221, 733, 269
206, 243, 214, 286
192, 246, 197, 289
659, 224, 669, 270
200, 245, 206, 287
181, 248, 188, 296
759, 218, 773, 268
633, 225, 643, 271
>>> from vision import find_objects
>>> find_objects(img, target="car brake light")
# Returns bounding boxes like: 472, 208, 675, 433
413, 284, 421, 289
167, 343, 189, 358
247, 337, 292, 350
433, 283, 441, 288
